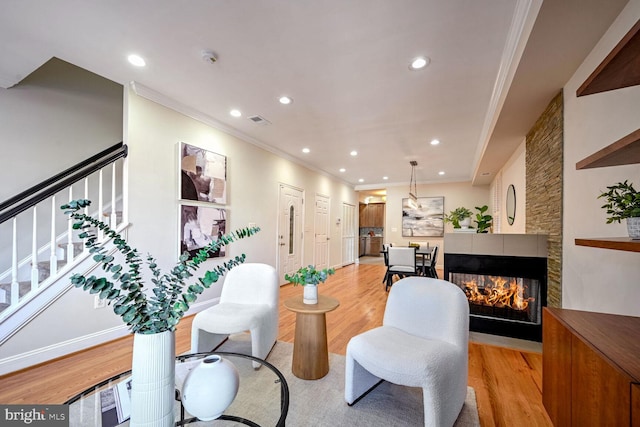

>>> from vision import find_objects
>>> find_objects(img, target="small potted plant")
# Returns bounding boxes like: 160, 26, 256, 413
285, 264, 335, 304
474, 205, 493, 233
598, 180, 640, 239
444, 207, 473, 229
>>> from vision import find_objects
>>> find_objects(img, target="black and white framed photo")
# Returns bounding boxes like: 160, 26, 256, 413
179, 204, 226, 259
402, 197, 444, 237
179, 142, 227, 204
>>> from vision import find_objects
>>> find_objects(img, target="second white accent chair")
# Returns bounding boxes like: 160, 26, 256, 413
190, 263, 279, 368
345, 277, 470, 427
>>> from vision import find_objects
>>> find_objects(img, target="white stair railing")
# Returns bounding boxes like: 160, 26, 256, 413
0, 142, 127, 320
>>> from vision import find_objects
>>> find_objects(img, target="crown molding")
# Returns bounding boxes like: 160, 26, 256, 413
471, 0, 543, 184
129, 82, 354, 188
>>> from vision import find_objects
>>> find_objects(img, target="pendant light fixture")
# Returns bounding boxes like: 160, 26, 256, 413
407, 160, 419, 210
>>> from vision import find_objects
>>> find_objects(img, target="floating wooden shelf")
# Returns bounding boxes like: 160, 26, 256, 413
576, 127, 640, 169
577, 19, 640, 96
575, 237, 640, 252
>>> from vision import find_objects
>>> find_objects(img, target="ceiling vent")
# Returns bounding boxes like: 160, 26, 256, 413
248, 115, 271, 125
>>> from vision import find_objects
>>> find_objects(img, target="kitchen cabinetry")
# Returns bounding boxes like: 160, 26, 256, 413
574, 18, 640, 253
543, 307, 640, 426
359, 203, 385, 227
367, 236, 382, 256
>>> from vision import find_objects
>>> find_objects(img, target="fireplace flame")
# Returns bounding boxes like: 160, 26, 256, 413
463, 276, 534, 311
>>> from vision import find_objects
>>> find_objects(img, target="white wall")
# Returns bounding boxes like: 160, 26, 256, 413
126, 88, 357, 288
0, 58, 123, 201
492, 139, 526, 233
0, 84, 357, 372
562, 0, 640, 315
384, 181, 490, 268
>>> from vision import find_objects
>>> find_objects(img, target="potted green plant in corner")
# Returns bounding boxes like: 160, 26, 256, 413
444, 207, 473, 229
285, 264, 335, 304
598, 180, 640, 239
474, 205, 493, 233
61, 199, 259, 427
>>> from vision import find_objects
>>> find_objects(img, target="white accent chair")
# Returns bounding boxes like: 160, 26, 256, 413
190, 263, 279, 368
345, 277, 469, 427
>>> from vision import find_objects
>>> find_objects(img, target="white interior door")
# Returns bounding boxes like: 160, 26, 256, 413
278, 184, 303, 285
314, 194, 330, 270
342, 202, 356, 266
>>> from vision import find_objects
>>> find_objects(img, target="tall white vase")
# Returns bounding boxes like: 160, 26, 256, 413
130, 330, 176, 427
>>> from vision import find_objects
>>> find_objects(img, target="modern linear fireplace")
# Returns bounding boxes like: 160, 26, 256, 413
444, 234, 548, 342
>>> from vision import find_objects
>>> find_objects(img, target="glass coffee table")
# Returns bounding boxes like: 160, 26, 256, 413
65, 352, 289, 427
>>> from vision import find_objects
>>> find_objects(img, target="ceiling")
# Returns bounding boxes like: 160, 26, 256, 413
0, 0, 629, 190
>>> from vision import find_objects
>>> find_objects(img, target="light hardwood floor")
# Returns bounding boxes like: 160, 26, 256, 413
0, 263, 552, 426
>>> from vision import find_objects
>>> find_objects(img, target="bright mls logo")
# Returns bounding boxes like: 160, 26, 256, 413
1, 405, 68, 426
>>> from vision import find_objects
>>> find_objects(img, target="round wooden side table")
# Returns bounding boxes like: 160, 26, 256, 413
283, 294, 340, 380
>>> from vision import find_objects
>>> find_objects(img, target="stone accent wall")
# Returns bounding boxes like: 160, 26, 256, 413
526, 91, 563, 308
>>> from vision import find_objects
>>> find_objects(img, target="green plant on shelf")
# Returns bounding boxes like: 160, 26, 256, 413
474, 205, 493, 233
598, 180, 640, 223
443, 207, 473, 228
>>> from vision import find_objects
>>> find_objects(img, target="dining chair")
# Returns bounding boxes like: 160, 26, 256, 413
385, 246, 419, 291
381, 243, 393, 284
424, 246, 439, 278
414, 242, 430, 275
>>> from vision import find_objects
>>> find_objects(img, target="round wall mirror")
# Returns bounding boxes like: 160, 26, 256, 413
506, 184, 516, 225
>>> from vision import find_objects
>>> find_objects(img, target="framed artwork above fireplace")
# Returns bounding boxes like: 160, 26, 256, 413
401, 196, 444, 237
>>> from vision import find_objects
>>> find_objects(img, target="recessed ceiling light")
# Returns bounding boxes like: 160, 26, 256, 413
383, 176, 389, 180
230, 109, 242, 117
279, 96, 293, 105
409, 56, 430, 70
439, 171, 445, 175
350, 150, 358, 156
127, 54, 146, 67
358, 178, 364, 183
302, 148, 310, 153
339, 168, 346, 173
430, 139, 440, 145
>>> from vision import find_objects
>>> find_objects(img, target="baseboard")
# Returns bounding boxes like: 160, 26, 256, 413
0, 298, 219, 376
0, 324, 129, 376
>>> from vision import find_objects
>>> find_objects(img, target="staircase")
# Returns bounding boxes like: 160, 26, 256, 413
0, 143, 128, 324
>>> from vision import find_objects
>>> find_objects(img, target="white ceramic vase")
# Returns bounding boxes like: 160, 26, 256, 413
459, 217, 472, 229
130, 330, 176, 427
628, 217, 640, 239
303, 284, 318, 304
182, 355, 240, 421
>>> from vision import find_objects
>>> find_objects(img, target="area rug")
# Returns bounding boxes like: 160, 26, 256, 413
215, 334, 480, 427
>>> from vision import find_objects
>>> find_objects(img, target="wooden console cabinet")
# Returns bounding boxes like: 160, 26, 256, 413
543, 307, 640, 426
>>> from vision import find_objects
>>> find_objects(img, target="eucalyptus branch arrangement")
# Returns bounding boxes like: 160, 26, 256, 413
61, 199, 259, 334
285, 264, 335, 286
